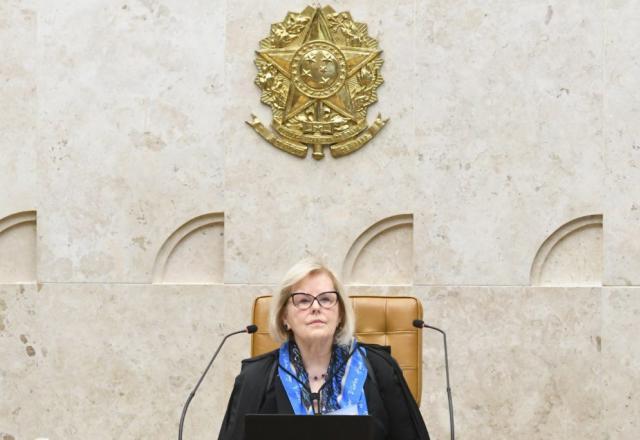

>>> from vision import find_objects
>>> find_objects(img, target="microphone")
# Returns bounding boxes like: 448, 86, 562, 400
178, 325, 258, 440
413, 319, 455, 440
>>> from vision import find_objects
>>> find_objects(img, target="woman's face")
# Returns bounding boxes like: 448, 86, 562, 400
283, 271, 342, 346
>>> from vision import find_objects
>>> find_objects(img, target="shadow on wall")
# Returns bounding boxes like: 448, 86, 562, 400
152, 212, 224, 284
530, 214, 603, 286
343, 214, 413, 285
0, 211, 37, 283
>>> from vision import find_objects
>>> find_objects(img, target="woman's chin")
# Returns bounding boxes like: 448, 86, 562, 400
295, 330, 334, 344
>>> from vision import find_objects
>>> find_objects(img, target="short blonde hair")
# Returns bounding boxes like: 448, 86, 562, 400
269, 256, 355, 346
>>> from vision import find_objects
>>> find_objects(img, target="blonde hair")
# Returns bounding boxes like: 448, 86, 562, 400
269, 256, 355, 346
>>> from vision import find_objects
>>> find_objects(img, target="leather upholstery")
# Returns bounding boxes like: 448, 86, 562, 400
251, 295, 423, 405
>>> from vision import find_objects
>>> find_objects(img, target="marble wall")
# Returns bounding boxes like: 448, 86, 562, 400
1, 0, 638, 439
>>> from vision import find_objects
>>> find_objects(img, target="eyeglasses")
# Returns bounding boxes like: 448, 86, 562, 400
289, 291, 339, 310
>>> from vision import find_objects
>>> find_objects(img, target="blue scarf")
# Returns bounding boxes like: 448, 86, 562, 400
278, 339, 369, 415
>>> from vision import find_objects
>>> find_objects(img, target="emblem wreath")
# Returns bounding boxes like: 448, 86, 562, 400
247, 5, 388, 160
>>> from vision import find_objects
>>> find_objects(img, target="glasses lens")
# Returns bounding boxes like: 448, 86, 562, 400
318, 291, 338, 308
291, 293, 314, 309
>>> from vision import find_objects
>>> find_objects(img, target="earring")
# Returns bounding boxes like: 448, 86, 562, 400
283, 322, 289, 330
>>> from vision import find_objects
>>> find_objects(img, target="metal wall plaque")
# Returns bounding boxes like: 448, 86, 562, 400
247, 5, 388, 160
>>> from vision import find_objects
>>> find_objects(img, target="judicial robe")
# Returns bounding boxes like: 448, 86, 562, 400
218, 343, 430, 440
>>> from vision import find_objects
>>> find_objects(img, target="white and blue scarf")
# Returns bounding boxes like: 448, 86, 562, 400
278, 339, 369, 415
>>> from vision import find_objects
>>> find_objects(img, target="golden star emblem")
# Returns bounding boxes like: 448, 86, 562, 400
247, 5, 388, 159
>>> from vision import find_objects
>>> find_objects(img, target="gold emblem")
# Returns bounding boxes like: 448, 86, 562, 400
247, 5, 388, 160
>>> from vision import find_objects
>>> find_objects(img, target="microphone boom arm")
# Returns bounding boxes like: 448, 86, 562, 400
414, 320, 455, 440
178, 326, 256, 440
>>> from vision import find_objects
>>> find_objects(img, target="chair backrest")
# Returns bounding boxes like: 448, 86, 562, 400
251, 295, 423, 405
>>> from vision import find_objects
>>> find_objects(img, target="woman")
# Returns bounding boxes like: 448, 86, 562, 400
218, 257, 430, 440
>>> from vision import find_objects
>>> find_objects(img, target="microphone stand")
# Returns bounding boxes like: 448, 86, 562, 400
414, 319, 455, 440
178, 325, 257, 440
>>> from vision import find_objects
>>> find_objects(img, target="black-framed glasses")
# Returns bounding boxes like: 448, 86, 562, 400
289, 291, 339, 310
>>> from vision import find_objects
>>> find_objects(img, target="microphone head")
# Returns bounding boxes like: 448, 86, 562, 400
246, 324, 258, 334
412, 319, 425, 328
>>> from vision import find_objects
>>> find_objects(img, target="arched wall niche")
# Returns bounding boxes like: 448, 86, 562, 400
152, 212, 224, 284
0, 211, 37, 283
530, 214, 603, 286
343, 214, 413, 285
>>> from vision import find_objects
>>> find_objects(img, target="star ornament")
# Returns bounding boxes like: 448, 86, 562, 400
247, 5, 389, 160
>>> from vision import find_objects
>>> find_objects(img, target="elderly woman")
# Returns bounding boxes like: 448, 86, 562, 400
218, 257, 429, 440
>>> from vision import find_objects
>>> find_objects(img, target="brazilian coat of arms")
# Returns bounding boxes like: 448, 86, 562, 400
247, 5, 388, 160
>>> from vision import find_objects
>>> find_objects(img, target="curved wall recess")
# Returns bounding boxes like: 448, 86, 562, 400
152, 212, 224, 284
343, 214, 413, 285
530, 214, 603, 286
0, 211, 37, 283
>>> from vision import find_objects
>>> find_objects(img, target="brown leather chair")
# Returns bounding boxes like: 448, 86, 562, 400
251, 295, 423, 405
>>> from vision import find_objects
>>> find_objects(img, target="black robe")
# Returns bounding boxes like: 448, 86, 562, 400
218, 343, 430, 440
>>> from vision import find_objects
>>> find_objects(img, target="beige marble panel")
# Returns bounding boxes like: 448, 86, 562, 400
153, 213, 225, 284
603, 0, 640, 286
0, 1, 37, 217
0, 220, 37, 283
415, 287, 603, 440
223, 0, 417, 284
531, 216, 604, 287
536, 224, 603, 286
0, 283, 269, 439
0, 284, 42, 440
414, 1, 605, 285
348, 222, 413, 285
602, 287, 640, 439
346, 284, 415, 297
36, 1, 226, 283
161, 223, 225, 283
